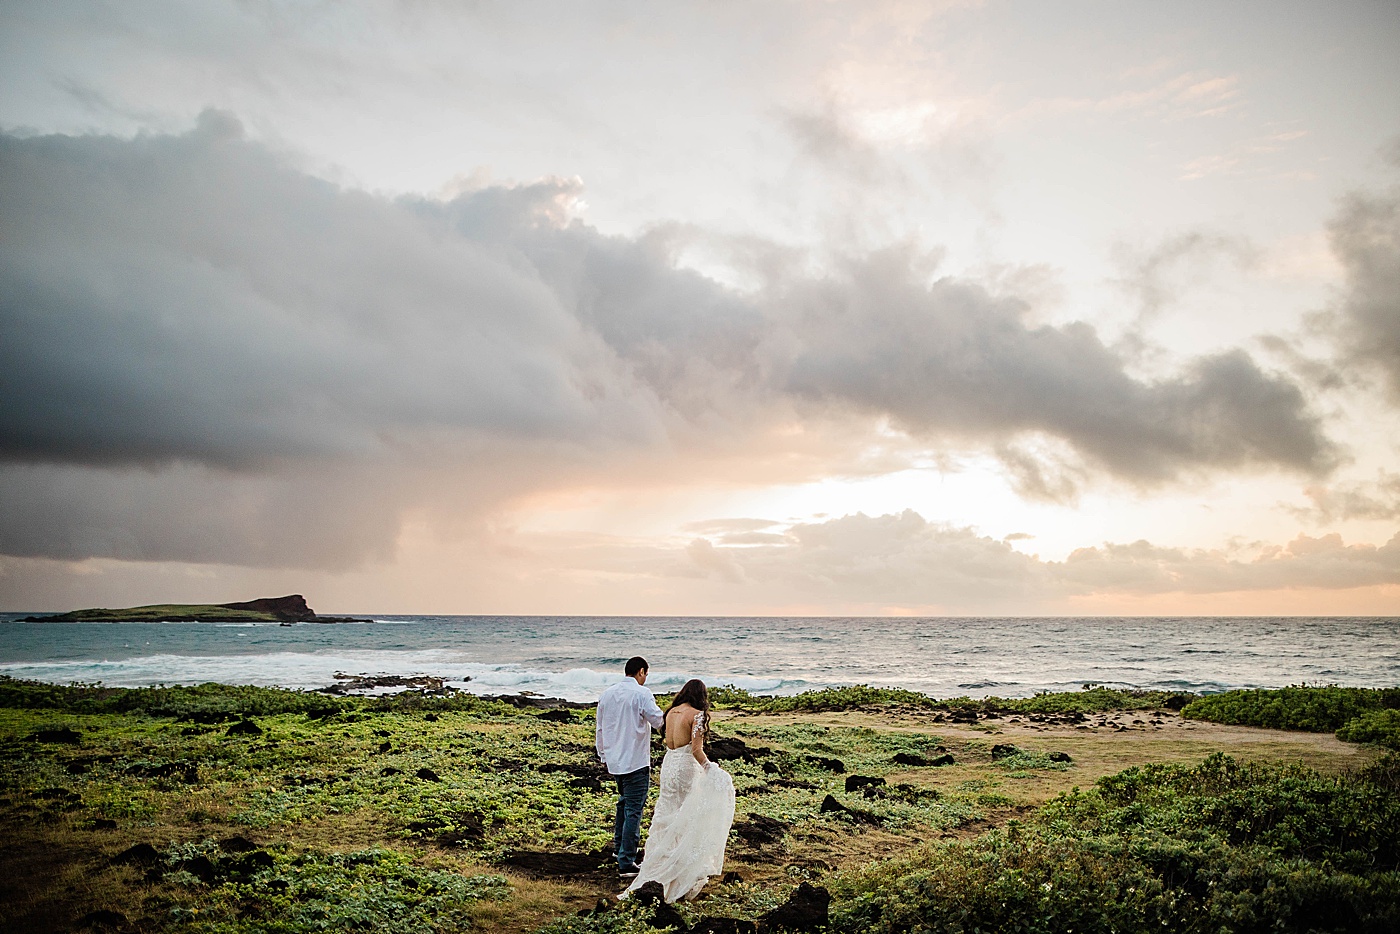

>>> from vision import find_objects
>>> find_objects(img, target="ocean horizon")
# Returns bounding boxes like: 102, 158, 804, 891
3, 613, 1397, 703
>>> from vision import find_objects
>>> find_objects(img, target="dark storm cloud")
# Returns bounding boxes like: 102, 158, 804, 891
776, 248, 1333, 480
1329, 175, 1400, 401
0, 115, 1337, 566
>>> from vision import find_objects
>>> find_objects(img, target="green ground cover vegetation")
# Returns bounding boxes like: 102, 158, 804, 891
2, 678, 1396, 932
1181, 686, 1400, 748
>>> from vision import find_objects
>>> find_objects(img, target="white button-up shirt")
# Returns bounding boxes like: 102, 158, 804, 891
595, 678, 666, 775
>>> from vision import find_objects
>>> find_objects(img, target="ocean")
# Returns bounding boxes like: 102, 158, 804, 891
1, 614, 1397, 702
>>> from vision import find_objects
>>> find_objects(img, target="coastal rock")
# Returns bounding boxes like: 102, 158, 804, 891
892, 752, 954, 767
75, 909, 128, 931
538, 708, 576, 723
759, 882, 829, 933
651, 902, 690, 931
845, 775, 885, 792
111, 843, 160, 866
500, 849, 609, 877
706, 736, 771, 762
30, 727, 82, 744
803, 755, 845, 773
819, 794, 882, 825
732, 814, 787, 846
693, 918, 756, 934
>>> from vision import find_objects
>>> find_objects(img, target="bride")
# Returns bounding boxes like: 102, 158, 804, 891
622, 678, 736, 903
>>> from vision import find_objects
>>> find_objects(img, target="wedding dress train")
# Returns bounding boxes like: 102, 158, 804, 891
623, 713, 736, 902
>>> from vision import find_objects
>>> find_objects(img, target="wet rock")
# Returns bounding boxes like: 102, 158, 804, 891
803, 755, 845, 773
30, 727, 81, 744
990, 744, 1022, 760
112, 843, 160, 866
225, 719, 263, 737
414, 767, 442, 782
693, 918, 756, 934
538, 709, 576, 723
732, 814, 787, 846
844, 775, 885, 792
760, 881, 829, 933
500, 849, 610, 877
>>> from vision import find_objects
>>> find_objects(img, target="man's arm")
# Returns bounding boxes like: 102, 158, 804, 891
640, 691, 665, 730
594, 700, 608, 765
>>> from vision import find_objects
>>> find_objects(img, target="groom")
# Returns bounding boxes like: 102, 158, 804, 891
595, 655, 666, 879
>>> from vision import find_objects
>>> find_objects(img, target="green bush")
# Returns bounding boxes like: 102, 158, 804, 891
1338, 709, 1400, 750
829, 753, 1400, 934
762, 685, 940, 712
1182, 685, 1400, 732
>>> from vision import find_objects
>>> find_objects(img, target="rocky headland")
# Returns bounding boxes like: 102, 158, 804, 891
20, 594, 370, 624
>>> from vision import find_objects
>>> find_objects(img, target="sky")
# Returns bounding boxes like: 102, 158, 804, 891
1, 0, 1399, 616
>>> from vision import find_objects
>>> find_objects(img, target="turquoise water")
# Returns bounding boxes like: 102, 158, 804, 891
1, 614, 1397, 702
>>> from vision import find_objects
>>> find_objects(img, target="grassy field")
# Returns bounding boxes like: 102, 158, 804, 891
0, 681, 1395, 933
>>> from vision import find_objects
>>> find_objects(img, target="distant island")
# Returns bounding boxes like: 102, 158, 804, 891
19, 594, 369, 624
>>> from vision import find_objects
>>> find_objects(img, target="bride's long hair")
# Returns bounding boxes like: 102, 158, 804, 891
666, 678, 711, 738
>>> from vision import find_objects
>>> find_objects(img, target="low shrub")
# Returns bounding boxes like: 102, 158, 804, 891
829, 753, 1400, 934
1337, 709, 1400, 750
1181, 685, 1400, 732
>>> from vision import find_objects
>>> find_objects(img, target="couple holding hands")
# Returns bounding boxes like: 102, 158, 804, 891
594, 656, 736, 903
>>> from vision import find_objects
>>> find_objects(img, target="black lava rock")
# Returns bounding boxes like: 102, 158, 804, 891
991, 743, 1022, 760
632, 879, 667, 905
415, 767, 442, 782
652, 901, 691, 931
760, 882, 829, 932
30, 727, 82, 744
112, 843, 160, 866
226, 719, 263, 737
1048, 751, 1073, 763
845, 775, 885, 792
804, 755, 846, 773
538, 709, 577, 723
693, 917, 757, 934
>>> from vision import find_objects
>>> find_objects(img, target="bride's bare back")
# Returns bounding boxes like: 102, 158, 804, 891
664, 703, 708, 766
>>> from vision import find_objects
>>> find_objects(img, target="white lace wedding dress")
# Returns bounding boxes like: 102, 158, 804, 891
622, 712, 736, 903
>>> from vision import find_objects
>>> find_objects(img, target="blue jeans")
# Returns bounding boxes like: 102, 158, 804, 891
613, 766, 650, 871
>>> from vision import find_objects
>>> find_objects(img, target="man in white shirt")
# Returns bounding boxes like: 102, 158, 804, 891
595, 655, 666, 879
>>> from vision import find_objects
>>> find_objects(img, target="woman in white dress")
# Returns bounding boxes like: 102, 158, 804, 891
622, 678, 736, 903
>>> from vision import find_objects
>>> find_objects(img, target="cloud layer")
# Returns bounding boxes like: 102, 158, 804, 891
0, 115, 1342, 570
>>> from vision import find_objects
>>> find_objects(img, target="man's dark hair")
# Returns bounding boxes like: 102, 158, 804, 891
625, 656, 649, 677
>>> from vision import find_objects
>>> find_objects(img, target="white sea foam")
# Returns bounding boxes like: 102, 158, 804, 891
0, 650, 801, 702
2, 615, 1396, 700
